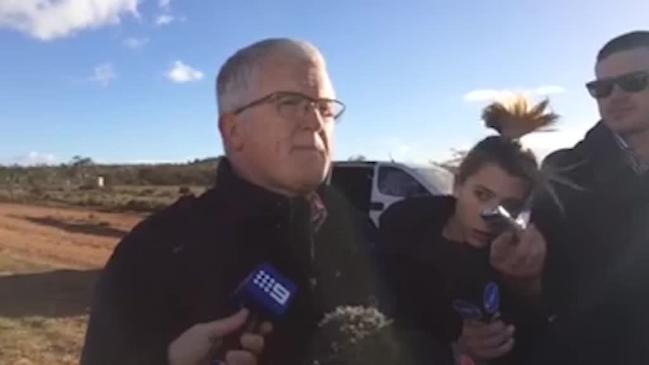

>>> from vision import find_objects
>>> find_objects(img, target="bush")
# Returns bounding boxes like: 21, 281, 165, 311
29, 185, 45, 196
125, 199, 167, 212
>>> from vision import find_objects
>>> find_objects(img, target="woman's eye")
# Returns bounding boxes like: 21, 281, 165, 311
475, 188, 494, 203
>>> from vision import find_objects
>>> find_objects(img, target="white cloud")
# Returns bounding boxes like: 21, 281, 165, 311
535, 85, 566, 95
463, 85, 566, 103
123, 36, 148, 49
166, 61, 204, 83
154, 0, 183, 27
464, 89, 514, 103
0, 0, 139, 41
8, 151, 58, 166
155, 14, 174, 26
89, 63, 116, 86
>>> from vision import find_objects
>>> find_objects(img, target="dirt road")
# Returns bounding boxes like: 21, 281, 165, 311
0, 203, 145, 365
0, 202, 143, 269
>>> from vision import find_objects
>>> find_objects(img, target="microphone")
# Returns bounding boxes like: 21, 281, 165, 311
212, 263, 297, 365
452, 281, 501, 322
230, 263, 298, 320
481, 205, 529, 236
451, 283, 501, 365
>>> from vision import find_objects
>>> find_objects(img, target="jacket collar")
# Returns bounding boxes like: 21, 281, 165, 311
577, 122, 649, 201
203, 158, 330, 226
213, 158, 294, 218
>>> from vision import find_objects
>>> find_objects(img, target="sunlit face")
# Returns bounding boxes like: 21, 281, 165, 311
595, 48, 649, 136
224, 52, 336, 196
452, 163, 530, 248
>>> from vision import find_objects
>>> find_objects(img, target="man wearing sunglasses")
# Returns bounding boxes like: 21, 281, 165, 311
81, 38, 403, 365
531, 31, 649, 364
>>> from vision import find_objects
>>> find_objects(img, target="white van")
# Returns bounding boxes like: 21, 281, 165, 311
330, 161, 453, 227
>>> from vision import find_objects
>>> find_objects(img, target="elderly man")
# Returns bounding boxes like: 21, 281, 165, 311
81, 38, 384, 365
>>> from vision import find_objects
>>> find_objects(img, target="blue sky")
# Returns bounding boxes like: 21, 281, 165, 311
1, 0, 648, 166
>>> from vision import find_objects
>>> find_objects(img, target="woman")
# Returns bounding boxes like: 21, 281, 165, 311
380, 96, 557, 365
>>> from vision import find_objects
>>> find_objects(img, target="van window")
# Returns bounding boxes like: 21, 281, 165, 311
378, 166, 429, 197
414, 167, 453, 194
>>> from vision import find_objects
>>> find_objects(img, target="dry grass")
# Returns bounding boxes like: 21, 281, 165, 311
0, 254, 91, 365
0, 315, 86, 365
0, 254, 51, 276
0, 202, 142, 365
0, 202, 143, 364
0, 185, 207, 213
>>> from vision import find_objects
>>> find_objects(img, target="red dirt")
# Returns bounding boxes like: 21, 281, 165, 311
0, 202, 144, 269
0, 203, 147, 365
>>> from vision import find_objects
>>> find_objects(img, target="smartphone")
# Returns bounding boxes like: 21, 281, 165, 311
480, 205, 528, 236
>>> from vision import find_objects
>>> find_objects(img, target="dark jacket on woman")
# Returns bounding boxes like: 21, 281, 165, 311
379, 196, 543, 365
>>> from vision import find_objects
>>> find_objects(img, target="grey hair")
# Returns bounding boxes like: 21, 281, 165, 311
216, 38, 325, 115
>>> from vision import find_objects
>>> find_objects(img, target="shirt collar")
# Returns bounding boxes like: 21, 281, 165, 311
612, 133, 649, 175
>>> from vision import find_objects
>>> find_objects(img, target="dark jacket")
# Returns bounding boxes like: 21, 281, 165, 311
532, 122, 649, 364
379, 196, 541, 365
81, 159, 384, 365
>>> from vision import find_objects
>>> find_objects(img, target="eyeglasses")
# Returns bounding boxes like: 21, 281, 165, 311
233, 91, 346, 121
586, 70, 649, 99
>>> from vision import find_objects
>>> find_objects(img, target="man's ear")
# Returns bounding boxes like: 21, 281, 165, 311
219, 113, 245, 151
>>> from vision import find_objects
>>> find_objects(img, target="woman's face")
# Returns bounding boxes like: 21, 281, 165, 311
453, 162, 530, 248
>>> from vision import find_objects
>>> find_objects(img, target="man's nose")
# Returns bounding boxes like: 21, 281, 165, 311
300, 102, 325, 131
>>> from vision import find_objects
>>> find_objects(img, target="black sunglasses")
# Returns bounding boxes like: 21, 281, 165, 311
233, 91, 346, 121
586, 70, 649, 99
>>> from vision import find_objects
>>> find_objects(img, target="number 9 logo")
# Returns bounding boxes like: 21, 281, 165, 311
270, 283, 290, 305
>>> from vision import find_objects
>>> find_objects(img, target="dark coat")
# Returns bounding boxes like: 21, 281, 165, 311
532, 122, 649, 364
379, 196, 541, 365
81, 159, 384, 365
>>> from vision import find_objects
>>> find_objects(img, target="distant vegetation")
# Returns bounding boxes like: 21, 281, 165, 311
0, 154, 458, 212
0, 156, 220, 212
0, 156, 220, 186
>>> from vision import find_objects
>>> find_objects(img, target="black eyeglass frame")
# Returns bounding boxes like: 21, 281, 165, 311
586, 70, 649, 99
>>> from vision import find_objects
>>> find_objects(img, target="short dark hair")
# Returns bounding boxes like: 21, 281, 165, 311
598, 31, 649, 62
